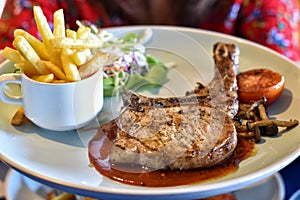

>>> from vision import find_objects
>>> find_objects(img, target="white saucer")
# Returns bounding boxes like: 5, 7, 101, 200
4, 169, 285, 200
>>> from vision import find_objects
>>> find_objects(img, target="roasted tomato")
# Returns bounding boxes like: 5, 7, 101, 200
237, 68, 285, 105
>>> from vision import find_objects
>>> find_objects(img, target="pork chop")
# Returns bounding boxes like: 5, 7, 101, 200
100, 42, 240, 170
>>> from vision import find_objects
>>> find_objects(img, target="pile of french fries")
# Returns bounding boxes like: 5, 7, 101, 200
1, 6, 108, 83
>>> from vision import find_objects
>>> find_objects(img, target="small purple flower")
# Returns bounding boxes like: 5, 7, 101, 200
122, 55, 130, 72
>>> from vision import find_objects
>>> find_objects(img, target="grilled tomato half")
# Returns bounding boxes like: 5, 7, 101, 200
237, 68, 285, 105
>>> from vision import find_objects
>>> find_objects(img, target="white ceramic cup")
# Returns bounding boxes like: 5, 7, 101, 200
0, 69, 103, 131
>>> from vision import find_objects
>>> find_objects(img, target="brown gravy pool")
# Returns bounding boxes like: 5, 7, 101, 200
88, 129, 255, 187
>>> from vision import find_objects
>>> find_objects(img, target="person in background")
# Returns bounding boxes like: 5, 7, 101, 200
0, 0, 299, 61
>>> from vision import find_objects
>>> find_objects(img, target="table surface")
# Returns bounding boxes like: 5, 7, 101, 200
1, 157, 300, 200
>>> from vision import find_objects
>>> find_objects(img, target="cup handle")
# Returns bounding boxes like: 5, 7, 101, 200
0, 73, 22, 105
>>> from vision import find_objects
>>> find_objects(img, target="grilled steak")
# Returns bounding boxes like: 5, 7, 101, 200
100, 43, 240, 170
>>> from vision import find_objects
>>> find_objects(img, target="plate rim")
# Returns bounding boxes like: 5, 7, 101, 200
4, 168, 286, 200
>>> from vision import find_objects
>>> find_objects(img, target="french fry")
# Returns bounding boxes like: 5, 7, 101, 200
11, 107, 25, 126
42, 60, 66, 80
13, 35, 50, 75
48, 49, 63, 70
60, 48, 81, 81
79, 52, 108, 79
50, 37, 103, 49
32, 73, 55, 83
33, 6, 54, 53
52, 79, 68, 84
53, 9, 65, 37
14, 61, 39, 76
1, 47, 25, 63
66, 29, 77, 39
70, 48, 92, 66
76, 26, 91, 39
33, 6, 63, 69
14, 29, 49, 60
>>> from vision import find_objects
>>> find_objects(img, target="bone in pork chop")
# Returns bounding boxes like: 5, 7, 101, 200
101, 43, 240, 170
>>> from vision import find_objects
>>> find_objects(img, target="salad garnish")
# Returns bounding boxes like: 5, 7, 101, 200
77, 21, 170, 97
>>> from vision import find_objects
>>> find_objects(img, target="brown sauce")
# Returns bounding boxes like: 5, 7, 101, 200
88, 130, 255, 187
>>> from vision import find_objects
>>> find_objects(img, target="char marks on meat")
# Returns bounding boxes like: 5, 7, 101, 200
101, 43, 240, 170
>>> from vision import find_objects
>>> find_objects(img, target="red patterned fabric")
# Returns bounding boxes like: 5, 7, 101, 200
199, 0, 300, 61
1, 0, 299, 61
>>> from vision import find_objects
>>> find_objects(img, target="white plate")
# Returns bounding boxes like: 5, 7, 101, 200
290, 188, 300, 200
0, 26, 300, 199
4, 169, 285, 200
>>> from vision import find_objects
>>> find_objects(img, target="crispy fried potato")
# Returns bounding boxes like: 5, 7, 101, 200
1, 47, 25, 63
76, 26, 91, 39
79, 52, 108, 79
13, 35, 49, 75
11, 107, 26, 126
14, 29, 49, 60
50, 37, 102, 49
61, 48, 81, 81
53, 9, 65, 37
48, 49, 63, 70
33, 6, 63, 69
33, 6, 54, 53
42, 60, 66, 80
52, 79, 68, 83
14, 61, 39, 76
70, 48, 92, 66
66, 29, 77, 39
32, 73, 55, 83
